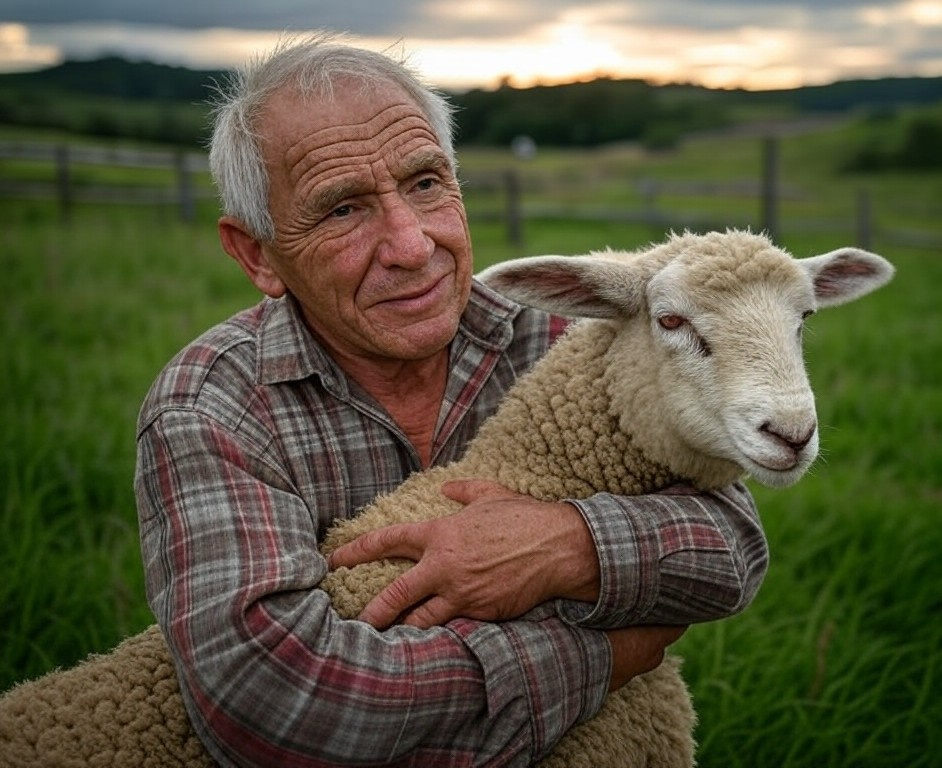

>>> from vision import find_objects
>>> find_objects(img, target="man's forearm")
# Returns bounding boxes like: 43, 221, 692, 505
158, 591, 610, 766
558, 482, 769, 628
138, 415, 611, 766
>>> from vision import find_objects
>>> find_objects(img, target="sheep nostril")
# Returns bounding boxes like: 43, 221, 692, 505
760, 422, 816, 452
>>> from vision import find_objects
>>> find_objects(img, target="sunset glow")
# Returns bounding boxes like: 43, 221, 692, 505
2, 1, 941, 91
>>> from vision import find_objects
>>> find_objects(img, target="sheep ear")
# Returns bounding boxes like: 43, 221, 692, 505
477, 255, 645, 319
800, 247, 895, 308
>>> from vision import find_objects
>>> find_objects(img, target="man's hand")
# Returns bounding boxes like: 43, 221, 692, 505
327, 478, 601, 629
605, 625, 688, 691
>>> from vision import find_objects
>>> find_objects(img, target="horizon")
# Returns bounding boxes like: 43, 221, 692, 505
7, 46, 942, 98
2, 2, 942, 92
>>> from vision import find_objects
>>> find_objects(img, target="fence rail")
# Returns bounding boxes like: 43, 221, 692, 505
2, 140, 940, 251
0, 141, 212, 221
0, 141, 209, 169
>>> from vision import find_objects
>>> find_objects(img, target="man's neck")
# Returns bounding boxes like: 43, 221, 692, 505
339, 349, 450, 468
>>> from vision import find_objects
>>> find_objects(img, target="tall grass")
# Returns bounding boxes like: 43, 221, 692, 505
1, 209, 257, 682
675, 246, 942, 767
1, 133, 940, 766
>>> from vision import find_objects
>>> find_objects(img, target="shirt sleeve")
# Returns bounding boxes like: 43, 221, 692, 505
556, 483, 769, 629
136, 409, 610, 767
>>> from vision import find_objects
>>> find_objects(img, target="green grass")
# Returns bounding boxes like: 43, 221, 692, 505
1, 127, 940, 766
674, 245, 942, 767
0, 211, 258, 683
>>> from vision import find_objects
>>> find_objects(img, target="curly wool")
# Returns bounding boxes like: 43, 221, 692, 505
0, 626, 216, 768
0, 316, 696, 768
0, 228, 896, 766
0, 626, 692, 768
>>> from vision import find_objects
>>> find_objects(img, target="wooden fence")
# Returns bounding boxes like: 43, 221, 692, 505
466, 170, 890, 250
462, 138, 941, 252
0, 141, 211, 222
2, 139, 940, 251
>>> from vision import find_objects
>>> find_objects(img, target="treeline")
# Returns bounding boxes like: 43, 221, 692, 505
842, 110, 942, 171
0, 56, 228, 101
450, 79, 729, 148
1, 56, 942, 166
0, 57, 223, 146
450, 74, 942, 151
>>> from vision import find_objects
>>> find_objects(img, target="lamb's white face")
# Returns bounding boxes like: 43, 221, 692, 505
477, 230, 894, 490
645, 259, 820, 488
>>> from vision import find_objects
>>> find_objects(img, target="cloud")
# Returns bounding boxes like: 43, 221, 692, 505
0, 23, 58, 70
0, 0, 919, 38
2, 0, 941, 89
4, 0, 430, 33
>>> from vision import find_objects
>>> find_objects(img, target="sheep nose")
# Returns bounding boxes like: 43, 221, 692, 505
760, 421, 816, 453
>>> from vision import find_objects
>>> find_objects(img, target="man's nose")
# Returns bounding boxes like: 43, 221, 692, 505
376, 194, 434, 268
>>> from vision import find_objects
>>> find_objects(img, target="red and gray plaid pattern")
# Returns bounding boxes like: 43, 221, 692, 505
135, 281, 766, 766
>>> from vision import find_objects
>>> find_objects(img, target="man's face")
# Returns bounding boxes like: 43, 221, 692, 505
257, 80, 473, 365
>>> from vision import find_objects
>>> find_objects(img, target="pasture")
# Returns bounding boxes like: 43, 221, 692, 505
1, 120, 940, 767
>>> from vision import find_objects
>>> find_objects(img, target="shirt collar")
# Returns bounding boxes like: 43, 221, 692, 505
256, 294, 339, 386
458, 278, 522, 351
255, 279, 521, 387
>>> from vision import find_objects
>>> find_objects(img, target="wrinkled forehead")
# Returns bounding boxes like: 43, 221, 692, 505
255, 82, 450, 206
259, 78, 442, 170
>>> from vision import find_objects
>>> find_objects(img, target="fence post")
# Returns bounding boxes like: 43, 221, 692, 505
176, 151, 195, 222
856, 188, 872, 250
55, 144, 72, 224
640, 178, 659, 223
504, 169, 523, 248
761, 136, 779, 239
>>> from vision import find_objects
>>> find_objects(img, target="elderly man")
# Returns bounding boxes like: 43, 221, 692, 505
136, 34, 768, 767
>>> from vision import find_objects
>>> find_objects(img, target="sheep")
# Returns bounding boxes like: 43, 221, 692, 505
0, 624, 689, 768
0, 229, 894, 768
320, 226, 895, 597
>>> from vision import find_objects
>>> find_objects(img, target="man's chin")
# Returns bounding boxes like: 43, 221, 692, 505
376, 313, 461, 361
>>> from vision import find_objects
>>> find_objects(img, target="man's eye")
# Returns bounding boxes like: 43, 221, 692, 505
415, 176, 438, 192
331, 204, 353, 218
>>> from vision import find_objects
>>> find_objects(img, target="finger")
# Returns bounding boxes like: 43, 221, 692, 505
358, 565, 438, 629
399, 595, 456, 629
440, 478, 515, 505
328, 522, 426, 570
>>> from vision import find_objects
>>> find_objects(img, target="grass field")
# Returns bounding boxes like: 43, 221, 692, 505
1, 124, 940, 766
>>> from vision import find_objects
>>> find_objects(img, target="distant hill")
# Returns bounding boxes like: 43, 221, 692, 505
0, 56, 940, 149
448, 74, 942, 147
0, 56, 228, 102
0, 57, 229, 146
728, 76, 942, 112
4, 56, 942, 108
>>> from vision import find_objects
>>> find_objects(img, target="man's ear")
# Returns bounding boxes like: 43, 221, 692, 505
218, 216, 287, 298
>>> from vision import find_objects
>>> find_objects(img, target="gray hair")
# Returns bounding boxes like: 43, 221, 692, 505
208, 33, 458, 242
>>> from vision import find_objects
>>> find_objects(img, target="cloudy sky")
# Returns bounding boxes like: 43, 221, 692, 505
2, 0, 942, 91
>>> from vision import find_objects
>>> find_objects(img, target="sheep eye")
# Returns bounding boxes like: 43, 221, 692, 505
658, 314, 711, 356
658, 314, 686, 330
798, 309, 815, 338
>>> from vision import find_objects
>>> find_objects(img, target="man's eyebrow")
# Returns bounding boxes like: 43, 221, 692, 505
399, 148, 453, 177
306, 150, 453, 214
308, 178, 363, 214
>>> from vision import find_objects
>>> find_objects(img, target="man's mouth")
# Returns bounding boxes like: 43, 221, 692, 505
379, 274, 451, 312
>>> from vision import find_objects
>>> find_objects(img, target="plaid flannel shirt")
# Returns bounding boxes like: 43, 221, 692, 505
136, 280, 768, 767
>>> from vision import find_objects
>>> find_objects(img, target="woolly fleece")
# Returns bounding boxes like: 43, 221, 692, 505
0, 321, 696, 768
4, 233, 777, 767
0, 229, 896, 766
0, 624, 692, 768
